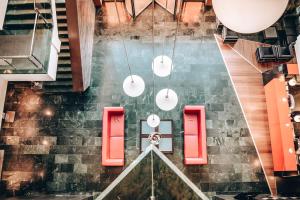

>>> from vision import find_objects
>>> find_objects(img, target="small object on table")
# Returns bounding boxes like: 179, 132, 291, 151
140, 120, 173, 153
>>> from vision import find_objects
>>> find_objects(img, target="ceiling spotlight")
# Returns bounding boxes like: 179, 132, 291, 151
156, 89, 178, 111
123, 75, 145, 97
147, 114, 160, 128
152, 55, 173, 77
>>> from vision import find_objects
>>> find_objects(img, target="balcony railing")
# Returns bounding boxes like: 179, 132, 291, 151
0, 0, 53, 74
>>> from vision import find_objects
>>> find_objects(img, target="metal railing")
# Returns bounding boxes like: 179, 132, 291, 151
0, 0, 53, 74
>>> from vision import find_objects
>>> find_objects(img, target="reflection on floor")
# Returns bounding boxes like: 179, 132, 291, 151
0, 3, 269, 199
215, 35, 276, 195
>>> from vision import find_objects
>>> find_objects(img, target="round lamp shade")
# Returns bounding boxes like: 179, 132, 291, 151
152, 55, 173, 77
289, 78, 297, 87
212, 0, 288, 33
156, 89, 178, 111
123, 75, 145, 97
147, 114, 160, 128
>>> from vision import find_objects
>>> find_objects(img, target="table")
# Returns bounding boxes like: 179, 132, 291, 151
140, 120, 173, 153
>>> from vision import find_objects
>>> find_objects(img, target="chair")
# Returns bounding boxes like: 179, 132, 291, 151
262, 27, 278, 44
102, 107, 125, 166
222, 26, 238, 44
275, 45, 294, 62
216, 18, 223, 33
183, 105, 207, 165
256, 46, 277, 63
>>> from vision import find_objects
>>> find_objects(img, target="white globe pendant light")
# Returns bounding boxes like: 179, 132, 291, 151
123, 75, 145, 97
156, 88, 178, 111
152, 55, 173, 77
212, 0, 288, 33
147, 114, 160, 128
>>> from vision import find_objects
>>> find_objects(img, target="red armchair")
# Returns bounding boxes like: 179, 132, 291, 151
102, 107, 125, 166
184, 106, 207, 165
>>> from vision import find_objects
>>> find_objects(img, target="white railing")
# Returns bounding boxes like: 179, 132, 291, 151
0, 0, 8, 30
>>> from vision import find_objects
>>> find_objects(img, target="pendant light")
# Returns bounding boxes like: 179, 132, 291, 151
147, 114, 160, 128
152, 55, 173, 77
212, 0, 288, 34
114, 0, 145, 97
156, 1, 182, 112
156, 88, 178, 111
152, 0, 173, 77
147, 0, 160, 128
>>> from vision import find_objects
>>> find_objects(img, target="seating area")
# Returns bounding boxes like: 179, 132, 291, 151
183, 105, 207, 165
102, 107, 125, 166
221, 26, 238, 44
256, 45, 294, 63
3, 0, 300, 199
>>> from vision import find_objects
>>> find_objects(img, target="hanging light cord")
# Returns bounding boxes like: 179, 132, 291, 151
114, 0, 134, 82
166, 2, 183, 97
151, 148, 155, 198
152, 0, 156, 119
161, 0, 169, 63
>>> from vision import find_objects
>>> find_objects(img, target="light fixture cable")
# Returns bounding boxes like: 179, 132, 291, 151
161, 0, 169, 63
114, 0, 134, 82
166, 2, 183, 97
151, 0, 156, 119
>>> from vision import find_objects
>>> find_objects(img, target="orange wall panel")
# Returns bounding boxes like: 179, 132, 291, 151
264, 77, 297, 172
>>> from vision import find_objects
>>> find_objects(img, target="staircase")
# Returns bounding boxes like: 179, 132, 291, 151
43, 0, 73, 93
3, 0, 52, 31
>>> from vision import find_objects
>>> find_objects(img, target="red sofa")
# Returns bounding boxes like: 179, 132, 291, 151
184, 106, 207, 165
102, 107, 125, 166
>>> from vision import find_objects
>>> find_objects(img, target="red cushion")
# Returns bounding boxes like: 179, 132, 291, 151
184, 135, 199, 158
184, 114, 198, 135
109, 137, 124, 159
110, 113, 124, 137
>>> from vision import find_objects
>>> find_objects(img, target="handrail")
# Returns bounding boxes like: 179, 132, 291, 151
0, 0, 53, 71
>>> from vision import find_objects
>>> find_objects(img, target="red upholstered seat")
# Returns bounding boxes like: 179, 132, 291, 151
184, 105, 207, 165
102, 107, 125, 166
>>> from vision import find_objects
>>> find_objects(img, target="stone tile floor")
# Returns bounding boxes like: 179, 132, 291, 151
0, 2, 269, 198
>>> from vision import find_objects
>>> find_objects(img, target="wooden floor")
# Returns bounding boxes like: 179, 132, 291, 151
215, 35, 277, 195
228, 38, 296, 73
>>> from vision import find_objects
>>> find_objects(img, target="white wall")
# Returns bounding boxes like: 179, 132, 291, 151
0, 77, 7, 129
0, 0, 8, 30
